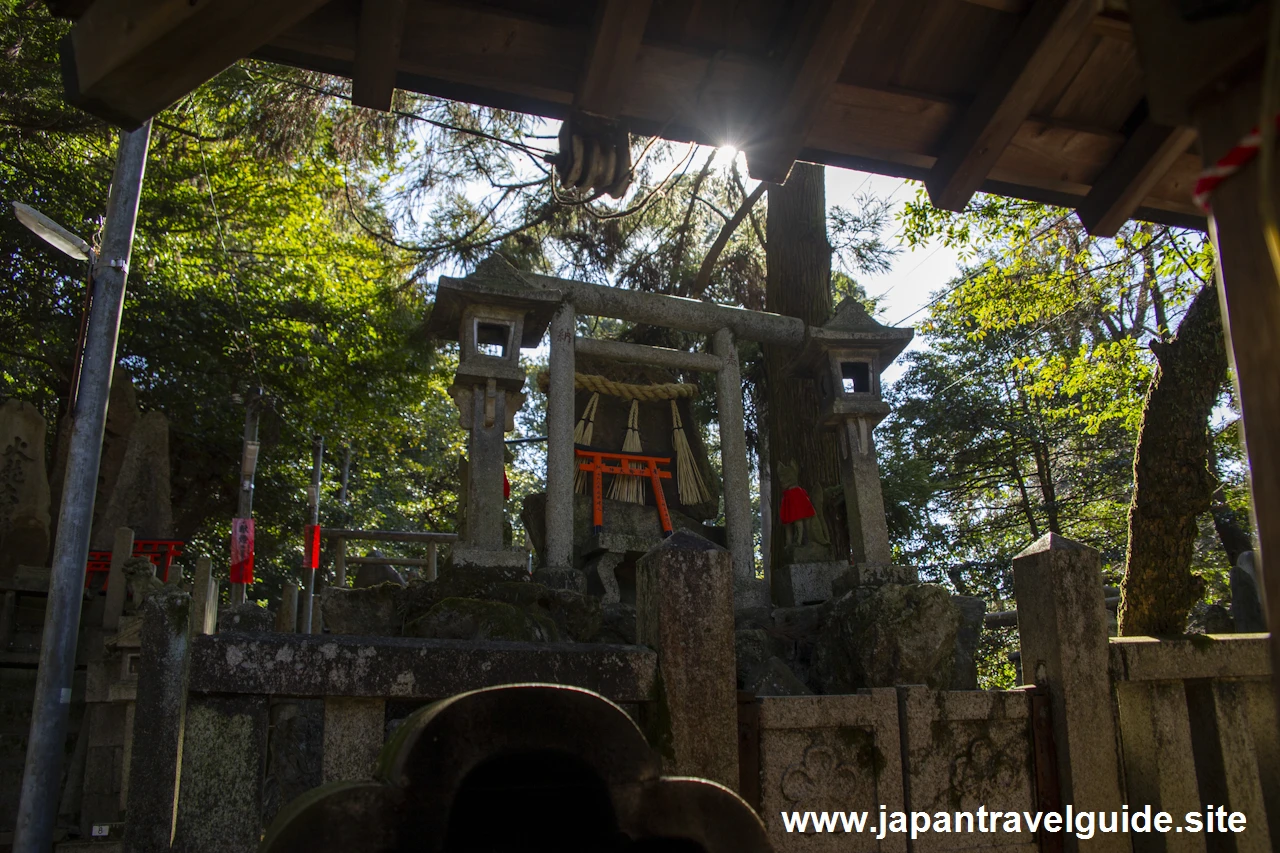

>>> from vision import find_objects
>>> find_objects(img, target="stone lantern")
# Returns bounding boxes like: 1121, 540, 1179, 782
426, 257, 560, 570
789, 298, 913, 570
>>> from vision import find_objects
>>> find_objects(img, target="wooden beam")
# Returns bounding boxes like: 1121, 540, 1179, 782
744, 0, 873, 184
257, 0, 1204, 226
1127, 0, 1267, 126
958, 0, 1134, 41
62, 0, 331, 129
352, 0, 409, 111
575, 0, 653, 117
925, 0, 1099, 211
1077, 116, 1196, 237
320, 528, 457, 543
1192, 76, 1280, 746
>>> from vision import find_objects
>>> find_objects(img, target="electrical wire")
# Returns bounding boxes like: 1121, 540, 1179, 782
249, 68, 555, 162
891, 213, 1073, 326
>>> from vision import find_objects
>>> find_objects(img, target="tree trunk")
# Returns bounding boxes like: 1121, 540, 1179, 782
1207, 439, 1253, 568
1119, 283, 1228, 636
763, 163, 848, 573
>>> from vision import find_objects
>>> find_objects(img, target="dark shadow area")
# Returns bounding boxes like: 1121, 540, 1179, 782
441, 750, 707, 853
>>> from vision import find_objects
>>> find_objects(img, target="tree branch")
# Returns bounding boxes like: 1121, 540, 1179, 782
684, 180, 766, 299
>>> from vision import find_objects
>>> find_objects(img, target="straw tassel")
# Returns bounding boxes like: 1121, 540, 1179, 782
609, 400, 646, 504
670, 399, 711, 505
573, 392, 600, 494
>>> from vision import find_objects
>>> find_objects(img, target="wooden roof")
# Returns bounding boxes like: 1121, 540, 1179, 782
58, 0, 1209, 233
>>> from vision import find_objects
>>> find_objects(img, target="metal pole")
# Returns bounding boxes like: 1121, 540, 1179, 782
338, 444, 351, 503
231, 390, 262, 605
300, 435, 323, 633
14, 121, 151, 853
334, 444, 351, 589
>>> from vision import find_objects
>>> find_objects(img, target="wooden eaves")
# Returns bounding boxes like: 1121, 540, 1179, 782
51, 0, 1218, 236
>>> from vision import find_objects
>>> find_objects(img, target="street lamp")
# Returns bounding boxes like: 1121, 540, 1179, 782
10, 120, 151, 853
11, 202, 97, 414
11, 202, 94, 263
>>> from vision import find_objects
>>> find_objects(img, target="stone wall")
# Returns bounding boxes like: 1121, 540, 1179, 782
758, 691, 906, 853
103, 531, 1280, 853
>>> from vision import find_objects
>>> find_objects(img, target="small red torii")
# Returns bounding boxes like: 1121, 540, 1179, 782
85, 539, 184, 587
575, 448, 674, 537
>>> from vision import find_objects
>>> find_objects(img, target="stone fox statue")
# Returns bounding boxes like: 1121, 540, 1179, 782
777, 460, 831, 549
122, 555, 166, 612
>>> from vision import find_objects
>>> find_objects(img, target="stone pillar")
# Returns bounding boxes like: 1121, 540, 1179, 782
1184, 680, 1273, 852
636, 531, 738, 789
544, 301, 576, 573
191, 556, 218, 635
276, 585, 299, 633
466, 381, 507, 550
334, 537, 348, 588
172, 696, 269, 853
1012, 533, 1126, 853
712, 328, 759, 610
103, 526, 134, 631
121, 591, 191, 853
1114, 680, 1203, 853
838, 416, 891, 565
173, 610, 271, 852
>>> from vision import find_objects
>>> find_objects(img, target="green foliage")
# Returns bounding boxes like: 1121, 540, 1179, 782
0, 3, 463, 599
885, 191, 1246, 684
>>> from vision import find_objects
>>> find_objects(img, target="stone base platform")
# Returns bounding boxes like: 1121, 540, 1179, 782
773, 561, 846, 607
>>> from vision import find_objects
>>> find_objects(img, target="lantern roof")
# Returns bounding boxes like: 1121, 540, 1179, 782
789, 299, 915, 379
425, 255, 562, 347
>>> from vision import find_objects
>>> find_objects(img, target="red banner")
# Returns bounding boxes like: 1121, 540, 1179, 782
304, 524, 321, 571
230, 518, 255, 584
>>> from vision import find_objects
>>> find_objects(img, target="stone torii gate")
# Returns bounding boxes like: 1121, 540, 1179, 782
429, 256, 914, 610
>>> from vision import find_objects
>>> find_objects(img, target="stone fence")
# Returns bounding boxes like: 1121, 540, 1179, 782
98, 533, 1277, 853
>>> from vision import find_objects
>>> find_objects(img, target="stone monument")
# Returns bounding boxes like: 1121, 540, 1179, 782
0, 399, 51, 576
91, 410, 174, 548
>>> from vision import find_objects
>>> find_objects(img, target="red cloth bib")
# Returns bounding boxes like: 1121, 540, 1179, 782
779, 486, 816, 524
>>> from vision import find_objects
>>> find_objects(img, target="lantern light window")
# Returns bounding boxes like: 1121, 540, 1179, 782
840, 361, 872, 394
475, 321, 511, 358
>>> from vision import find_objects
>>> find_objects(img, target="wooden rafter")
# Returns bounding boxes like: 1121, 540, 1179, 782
352, 0, 409, 112
1077, 115, 1196, 237
960, 0, 1134, 40
250, 0, 1203, 227
925, 0, 1099, 212
1127, 0, 1267, 126
55, 0, 1208, 228
575, 0, 653, 117
62, 0, 330, 129
744, 0, 873, 184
